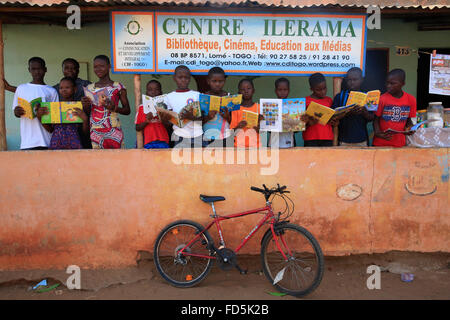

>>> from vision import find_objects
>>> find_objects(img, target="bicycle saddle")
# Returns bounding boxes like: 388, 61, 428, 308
199, 195, 225, 203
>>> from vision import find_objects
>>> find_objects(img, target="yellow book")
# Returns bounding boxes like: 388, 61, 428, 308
305, 101, 335, 125
346, 90, 381, 111
346, 91, 367, 107
17, 97, 42, 120
242, 110, 259, 128
209, 95, 222, 113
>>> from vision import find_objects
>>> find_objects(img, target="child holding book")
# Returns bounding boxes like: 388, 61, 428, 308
373, 69, 416, 147
269, 78, 296, 148
135, 80, 170, 149
332, 67, 374, 147
202, 67, 233, 147
12, 57, 59, 150
230, 79, 262, 148
163, 65, 204, 148
36, 77, 89, 150
81, 55, 131, 149
301, 73, 335, 147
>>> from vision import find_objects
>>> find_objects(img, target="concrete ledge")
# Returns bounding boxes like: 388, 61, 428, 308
0, 147, 448, 270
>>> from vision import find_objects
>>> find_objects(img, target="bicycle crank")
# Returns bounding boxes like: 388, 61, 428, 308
216, 248, 237, 271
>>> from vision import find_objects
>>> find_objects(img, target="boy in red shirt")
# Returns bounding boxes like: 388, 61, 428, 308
135, 80, 170, 148
301, 73, 336, 147
373, 69, 416, 147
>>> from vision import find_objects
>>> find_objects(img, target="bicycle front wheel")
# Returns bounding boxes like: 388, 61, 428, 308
154, 220, 214, 288
261, 223, 324, 297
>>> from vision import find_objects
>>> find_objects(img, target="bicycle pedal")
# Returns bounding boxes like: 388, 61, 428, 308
235, 264, 248, 275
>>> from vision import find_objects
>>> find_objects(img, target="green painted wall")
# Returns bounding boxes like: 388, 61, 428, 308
3, 17, 450, 150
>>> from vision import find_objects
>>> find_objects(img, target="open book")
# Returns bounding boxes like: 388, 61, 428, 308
346, 90, 380, 111
17, 97, 42, 120
142, 94, 168, 117
306, 101, 358, 125
199, 93, 242, 115
383, 120, 437, 134
40, 101, 84, 124
259, 98, 306, 132
242, 109, 259, 128
157, 101, 201, 128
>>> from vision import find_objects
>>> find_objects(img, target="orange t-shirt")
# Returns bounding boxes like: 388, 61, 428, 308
230, 103, 261, 148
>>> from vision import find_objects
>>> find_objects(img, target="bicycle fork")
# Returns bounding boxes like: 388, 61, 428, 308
270, 223, 292, 261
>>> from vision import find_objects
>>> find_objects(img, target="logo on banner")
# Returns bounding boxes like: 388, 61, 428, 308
126, 18, 143, 35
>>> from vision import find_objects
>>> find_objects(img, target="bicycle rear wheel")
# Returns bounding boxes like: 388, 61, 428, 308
154, 220, 214, 288
261, 223, 324, 297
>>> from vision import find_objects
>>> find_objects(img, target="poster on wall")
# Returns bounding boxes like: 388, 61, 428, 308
111, 11, 367, 76
110, 12, 155, 72
429, 54, 450, 96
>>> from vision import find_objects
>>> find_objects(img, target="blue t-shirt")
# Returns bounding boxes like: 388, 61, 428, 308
332, 90, 372, 144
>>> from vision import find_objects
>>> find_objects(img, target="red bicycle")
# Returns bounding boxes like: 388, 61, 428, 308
153, 184, 324, 297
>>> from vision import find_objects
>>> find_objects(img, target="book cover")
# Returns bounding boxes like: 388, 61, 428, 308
365, 90, 381, 111
40, 101, 83, 124
346, 91, 367, 107
345, 90, 380, 112
282, 98, 306, 132
83, 87, 109, 107
157, 100, 201, 128
18, 97, 42, 120
260, 99, 283, 132
221, 94, 242, 112
332, 103, 358, 118
242, 109, 259, 128
199, 94, 221, 115
306, 101, 335, 125
142, 94, 167, 116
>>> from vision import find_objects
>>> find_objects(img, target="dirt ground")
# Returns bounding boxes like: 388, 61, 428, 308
0, 251, 449, 300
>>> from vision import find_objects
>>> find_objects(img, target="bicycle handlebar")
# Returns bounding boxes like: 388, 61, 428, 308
250, 184, 289, 197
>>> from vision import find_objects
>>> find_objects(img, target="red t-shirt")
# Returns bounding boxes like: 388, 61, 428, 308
135, 105, 169, 145
373, 92, 416, 147
303, 96, 334, 141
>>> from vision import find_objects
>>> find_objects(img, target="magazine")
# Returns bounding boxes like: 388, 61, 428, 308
156, 101, 201, 128
17, 97, 42, 120
40, 101, 84, 124
259, 98, 306, 132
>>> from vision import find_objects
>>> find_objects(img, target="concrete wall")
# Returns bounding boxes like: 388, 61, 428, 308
3, 17, 450, 150
0, 148, 448, 270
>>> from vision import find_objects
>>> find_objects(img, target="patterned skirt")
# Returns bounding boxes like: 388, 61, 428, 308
49, 124, 83, 150
90, 127, 124, 149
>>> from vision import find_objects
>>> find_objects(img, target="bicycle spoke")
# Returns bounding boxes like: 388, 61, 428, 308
261, 224, 324, 296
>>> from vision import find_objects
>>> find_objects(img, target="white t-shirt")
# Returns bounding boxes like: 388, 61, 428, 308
164, 90, 202, 138
12, 83, 59, 149
270, 132, 295, 149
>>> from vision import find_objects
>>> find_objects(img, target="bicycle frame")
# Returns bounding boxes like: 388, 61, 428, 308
176, 203, 289, 261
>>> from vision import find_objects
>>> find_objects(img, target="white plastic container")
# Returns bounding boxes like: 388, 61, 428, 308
427, 102, 444, 128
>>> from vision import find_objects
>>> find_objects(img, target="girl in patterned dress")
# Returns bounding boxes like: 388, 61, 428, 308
37, 77, 89, 150
81, 55, 131, 149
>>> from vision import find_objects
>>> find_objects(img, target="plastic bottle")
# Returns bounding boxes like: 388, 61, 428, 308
427, 102, 444, 128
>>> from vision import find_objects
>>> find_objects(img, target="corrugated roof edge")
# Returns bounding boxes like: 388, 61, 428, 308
0, 0, 449, 9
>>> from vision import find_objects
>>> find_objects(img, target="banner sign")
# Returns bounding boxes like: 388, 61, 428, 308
111, 11, 367, 76
429, 54, 450, 96
111, 12, 155, 72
